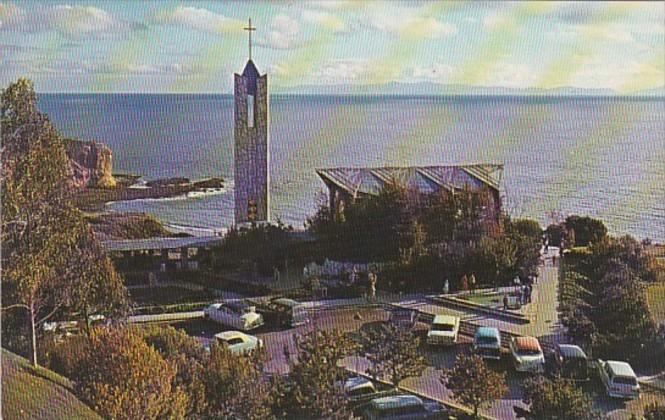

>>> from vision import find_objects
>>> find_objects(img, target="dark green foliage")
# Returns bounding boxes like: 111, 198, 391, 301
442, 353, 507, 418
545, 223, 568, 248
307, 184, 539, 292
521, 377, 597, 420
560, 237, 661, 366
210, 221, 293, 276
564, 215, 607, 247
361, 323, 427, 387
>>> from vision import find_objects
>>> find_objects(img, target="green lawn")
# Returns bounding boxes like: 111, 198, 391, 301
647, 283, 665, 324
457, 292, 505, 307
2, 349, 101, 420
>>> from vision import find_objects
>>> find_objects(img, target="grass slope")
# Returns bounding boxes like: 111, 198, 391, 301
647, 283, 665, 325
1, 349, 100, 420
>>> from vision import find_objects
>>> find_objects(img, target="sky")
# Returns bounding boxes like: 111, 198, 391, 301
1, 1, 663, 93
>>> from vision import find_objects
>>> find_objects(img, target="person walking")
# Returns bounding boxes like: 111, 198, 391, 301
461, 274, 469, 293
469, 273, 477, 294
443, 278, 450, 295
503, 294, 509, 310
368, 270, 377, 302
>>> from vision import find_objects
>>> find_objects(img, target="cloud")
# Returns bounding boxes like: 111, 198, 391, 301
308, 58, 371, 84
409, 62, 453, 82
20, 58, 190, 75
569, 57, 664, 91
256, 14, 302, 50
0, 3, 144, 37
154, 6, 241, 35
301, 9, 346, 33
306, 0, 359, 11
366, 5, 456, 39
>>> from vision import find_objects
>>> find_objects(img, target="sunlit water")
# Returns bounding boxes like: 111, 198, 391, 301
39, 94, 665, 241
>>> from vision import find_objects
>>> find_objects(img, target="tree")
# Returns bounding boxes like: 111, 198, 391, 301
1, 78, 128, 366
72, 327, 188, 420
280, 329, 358, 419
507, 218, 544, 281
205, 340, 274, 419
521, 376, 596, 420
644, 403, 665, 420
476, 233, 518, 289
564, 215, 607, 247
545, 223, 567, 248
361, 323, 427, 387
441, 353, 507, 418
142, 326, 209, 417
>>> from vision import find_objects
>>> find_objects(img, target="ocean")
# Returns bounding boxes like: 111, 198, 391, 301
38, 94, 665, 241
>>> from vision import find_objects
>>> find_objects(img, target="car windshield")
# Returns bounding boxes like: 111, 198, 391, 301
477, 336, 497, 345
224, 337, 244, 346
614, 376, 637, 386
348, 386, 374, 397
432, 323, 454, 332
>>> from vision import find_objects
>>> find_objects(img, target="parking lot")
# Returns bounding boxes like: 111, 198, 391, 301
171, 305, 665, 419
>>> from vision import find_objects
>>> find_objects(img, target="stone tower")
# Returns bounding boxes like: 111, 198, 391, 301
234, 19, 269, 224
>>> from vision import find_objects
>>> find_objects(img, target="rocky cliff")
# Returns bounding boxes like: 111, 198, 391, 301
66, 139, 116, 188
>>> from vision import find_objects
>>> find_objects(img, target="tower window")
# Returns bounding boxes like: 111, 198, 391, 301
247, 94, 255, 128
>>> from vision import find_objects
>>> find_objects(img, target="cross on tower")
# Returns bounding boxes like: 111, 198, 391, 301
244, 18, 256, 60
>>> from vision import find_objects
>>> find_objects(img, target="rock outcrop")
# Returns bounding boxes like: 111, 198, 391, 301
66, 139, 116, 188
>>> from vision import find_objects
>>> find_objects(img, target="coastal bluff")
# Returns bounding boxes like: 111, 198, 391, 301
66, 139, 116, 188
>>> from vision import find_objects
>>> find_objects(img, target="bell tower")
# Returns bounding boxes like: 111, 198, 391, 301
234, 18, 269, 224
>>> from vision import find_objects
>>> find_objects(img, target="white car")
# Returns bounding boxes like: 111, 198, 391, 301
343, 377, 378, 401
426, 315, 460, 345
509, 336, 545, 373
598, 360, 640, 399
214, 331, 263, 355
204, 301, 264, 331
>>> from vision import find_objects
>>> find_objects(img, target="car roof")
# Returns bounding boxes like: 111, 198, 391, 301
475, 327, 500, 338
226, 300, 252, 311
557, 344, 587, 359
513, 336, 542, 352
370, 394, 423, 409
432, 315, 458, 324
215, 331, 251, 341
345, 376, 374, 390
606, 360, 636, 377
272, 298, 301, 307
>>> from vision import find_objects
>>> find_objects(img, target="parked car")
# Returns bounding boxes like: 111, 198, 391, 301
271, 298, 310, 327
505, 294, 522, 310
598, 360, 640, 399
213, 330, 263, 355
361, 394, 447, 419
473, 327, 502, 360
341, 376, 402, 412
509, 336, 545, 373
427, 315, 460, 345
344, 376, 378, 399
388, 308, 418, 330
547, 344, 589, 381
204, 300, 264, 331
